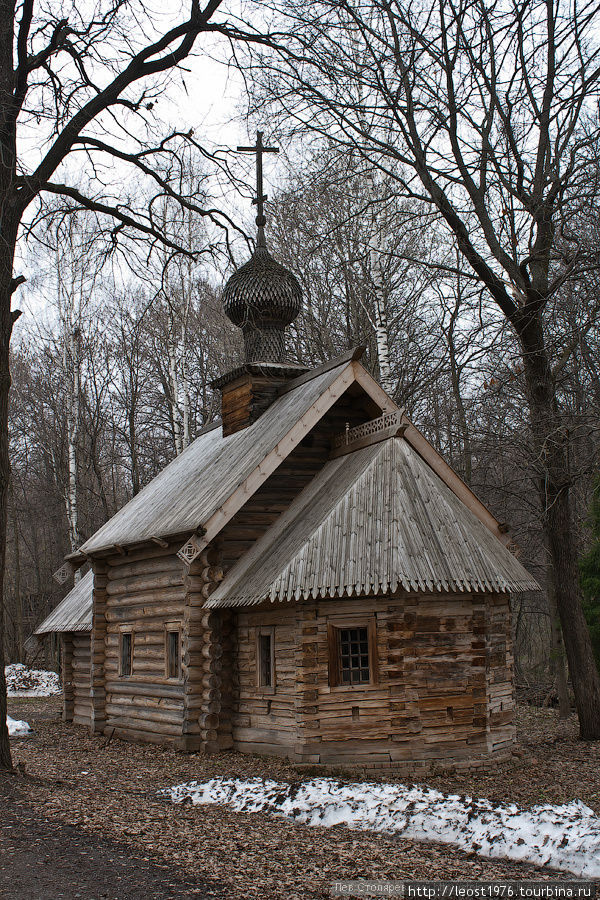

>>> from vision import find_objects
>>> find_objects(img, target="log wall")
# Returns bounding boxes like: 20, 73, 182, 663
90, 562, 108, 734
62, 632, 92, 727
99, 545, 188, 746
485, 593, 516, 754
89, 544, 514, 766
61, 634, 74, 723
93, 542, 229, 751
72, 633, 92, 726
231, 591, 515, 769
233, 608, 298, 756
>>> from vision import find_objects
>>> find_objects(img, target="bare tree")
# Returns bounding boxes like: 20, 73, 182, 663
269, 149, 443, 401
0, 0, 271, 769
246, 0, 600, 737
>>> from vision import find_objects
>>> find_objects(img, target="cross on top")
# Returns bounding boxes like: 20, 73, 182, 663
237, 131, 279, 233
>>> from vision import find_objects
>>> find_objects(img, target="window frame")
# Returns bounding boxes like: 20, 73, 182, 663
256, 626, 276, 694
119, 628, 134, 678
165, 625, 182, 681
327, 616, 378, 689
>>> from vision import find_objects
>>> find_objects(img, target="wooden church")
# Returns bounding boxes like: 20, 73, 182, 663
37, 137, 538, 770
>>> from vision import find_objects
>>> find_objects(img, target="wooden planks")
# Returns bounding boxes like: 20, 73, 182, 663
221, 374, 296, 437
208, 437, 538, 610
61, 634, 74, 723
232, 591, 515, 768
72, 633, 92, 726
233, 606, 299, 758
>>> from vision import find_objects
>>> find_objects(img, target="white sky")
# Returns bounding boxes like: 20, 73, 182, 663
15, 3, 288, 325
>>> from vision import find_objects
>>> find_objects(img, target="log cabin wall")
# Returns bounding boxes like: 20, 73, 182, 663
90, 562, 108, 734
233, 606, 299, 757
61, 634, 75, 723
305, 592, 514, 768
231, 591, 514, 770
221, 373, 294, 437
100, 543, 189, 747
181, 549, 225, 753
485, 593, 515, 755
71, 633, 92, 727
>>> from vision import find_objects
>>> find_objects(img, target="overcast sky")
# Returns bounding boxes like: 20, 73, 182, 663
15, 7, 290, 325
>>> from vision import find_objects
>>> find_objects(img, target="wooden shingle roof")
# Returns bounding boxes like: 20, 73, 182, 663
35, 570, 93, 634
206, 437, 539, 607
76, 356, 376, 557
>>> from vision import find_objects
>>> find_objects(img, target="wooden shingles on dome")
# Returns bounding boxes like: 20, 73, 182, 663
206, 436, 539, 608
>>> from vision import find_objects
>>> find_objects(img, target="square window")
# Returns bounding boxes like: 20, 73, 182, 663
120, 632, 132, 677
340, 627, 370, 684
328, 618, 377, 688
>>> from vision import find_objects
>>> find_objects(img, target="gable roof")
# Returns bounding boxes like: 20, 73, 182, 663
74, 354, 396, 559
35, 570, 93, 634
206, 436, 539, 607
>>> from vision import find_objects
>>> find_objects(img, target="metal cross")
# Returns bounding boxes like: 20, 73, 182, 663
237, 131, 279, 229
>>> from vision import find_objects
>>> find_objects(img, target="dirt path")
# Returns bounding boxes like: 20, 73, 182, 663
0, 787, 222, 899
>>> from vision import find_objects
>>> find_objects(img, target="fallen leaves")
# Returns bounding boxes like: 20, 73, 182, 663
3, 698, 598, 899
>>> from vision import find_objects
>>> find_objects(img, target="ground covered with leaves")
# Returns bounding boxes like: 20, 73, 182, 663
2, 699, 598, 899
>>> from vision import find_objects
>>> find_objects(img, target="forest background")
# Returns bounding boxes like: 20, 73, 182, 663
2, 0, 600, 719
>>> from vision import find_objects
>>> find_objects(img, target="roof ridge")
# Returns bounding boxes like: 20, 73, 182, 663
276, 346, 366, 396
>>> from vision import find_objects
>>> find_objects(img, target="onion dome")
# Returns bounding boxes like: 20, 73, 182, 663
222, 233, 302, 363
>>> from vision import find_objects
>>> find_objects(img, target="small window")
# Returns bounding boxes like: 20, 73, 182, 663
166, 630, 181, 679
328, 618, 378, 688
256, 627, 275, 691
339, 627, 370, 684
120, 632, 133, 677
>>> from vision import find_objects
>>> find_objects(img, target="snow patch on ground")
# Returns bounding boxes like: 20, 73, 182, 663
161, 777, 600, 877
5, 663, 60, 697
7, 715, 32, 736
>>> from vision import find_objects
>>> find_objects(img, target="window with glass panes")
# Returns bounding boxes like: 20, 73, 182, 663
327, 618, 377, 688
338, 627, 370, 684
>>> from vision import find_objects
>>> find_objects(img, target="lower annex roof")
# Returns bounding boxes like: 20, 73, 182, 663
35, 570, 93, 635
206, 435, 539, 607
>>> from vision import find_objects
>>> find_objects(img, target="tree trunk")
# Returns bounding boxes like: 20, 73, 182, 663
546, 552, 571, 718
0, 220, 20, 771
129, 404, 141, 496
168, 342, 182, 456
520, 312, 600, 738
9, 479, 22, 662
370, 248, 394, 396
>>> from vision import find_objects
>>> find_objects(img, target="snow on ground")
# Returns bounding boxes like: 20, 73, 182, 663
6, 715, 32, 736
161, 777, 600, 877
5, 663, 60, 697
